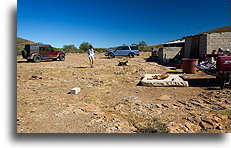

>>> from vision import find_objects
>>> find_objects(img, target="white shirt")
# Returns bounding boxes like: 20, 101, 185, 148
88, 48, 94, 56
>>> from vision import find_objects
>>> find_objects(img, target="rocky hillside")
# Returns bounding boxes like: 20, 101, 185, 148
17, 37, 36, 55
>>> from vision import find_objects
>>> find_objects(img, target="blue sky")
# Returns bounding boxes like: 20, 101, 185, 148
17, 0, 230, 48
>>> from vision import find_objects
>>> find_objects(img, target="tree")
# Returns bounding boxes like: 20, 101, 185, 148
63, 44, 76, 49
138, 41, 147, 47
131, 43, 137, 46
79, 42, 92, 51
137, 41, 147, 51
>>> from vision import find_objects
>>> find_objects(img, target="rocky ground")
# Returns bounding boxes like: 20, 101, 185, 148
17, 53, 230, 133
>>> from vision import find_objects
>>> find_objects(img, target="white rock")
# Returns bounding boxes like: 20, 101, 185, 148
70, 87, 81, 94
140, 74, 188, 87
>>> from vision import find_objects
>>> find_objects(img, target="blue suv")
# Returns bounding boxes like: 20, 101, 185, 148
105, 46, 140, 59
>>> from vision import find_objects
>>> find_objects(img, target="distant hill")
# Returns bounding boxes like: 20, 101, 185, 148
17, 37, 36, 55
17, 26, 230, 55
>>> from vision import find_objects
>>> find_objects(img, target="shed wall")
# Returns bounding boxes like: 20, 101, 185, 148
158, 47, 182, 62
206, 32, 231, 54
184, 32, 231, 59
184, 37, 192, 58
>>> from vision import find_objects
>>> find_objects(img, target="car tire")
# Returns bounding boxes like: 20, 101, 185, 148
129, 53, 135, 58
22, 50, 27, 58
58, 54, 65, 61
108, 53, 115, 59
33, 55, 41, 62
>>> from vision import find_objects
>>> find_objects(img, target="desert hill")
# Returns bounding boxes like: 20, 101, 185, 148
201, 26, 231, 34
17, 37, 36, 55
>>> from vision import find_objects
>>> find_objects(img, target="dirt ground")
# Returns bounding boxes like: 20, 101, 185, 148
17, 52, 230, 133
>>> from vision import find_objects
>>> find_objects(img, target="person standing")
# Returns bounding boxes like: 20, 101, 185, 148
88, 45, 95, 68
217, 48, 224, 55
211, 49, 217, 62
211, 49, 217, 55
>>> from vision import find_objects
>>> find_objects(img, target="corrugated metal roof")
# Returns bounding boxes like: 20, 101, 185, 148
163, 39, 185, 45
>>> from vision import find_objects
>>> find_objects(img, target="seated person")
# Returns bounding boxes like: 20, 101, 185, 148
223, 49, 231, 56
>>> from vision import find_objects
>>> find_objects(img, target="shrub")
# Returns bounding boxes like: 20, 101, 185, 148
17, 47, 22, 56
135, 117, 169, 133
94, 48, 108, 53
79, 42, 92, 52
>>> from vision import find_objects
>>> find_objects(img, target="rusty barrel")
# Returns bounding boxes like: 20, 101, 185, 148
182, 58, 199, 74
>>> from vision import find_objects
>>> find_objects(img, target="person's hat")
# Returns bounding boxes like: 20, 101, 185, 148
218, 48, 223, 51
226, 49, 229, 51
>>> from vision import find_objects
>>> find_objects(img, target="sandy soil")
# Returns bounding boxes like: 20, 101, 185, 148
17, 52, 230, 133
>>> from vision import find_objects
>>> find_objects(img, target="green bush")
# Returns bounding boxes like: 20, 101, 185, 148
94, 48, 108, 53
79, 42, 92, 52
17, 48, 22, 56
135, 117, 169, 133
59, 47, 86, 54
139, 46, 152, 52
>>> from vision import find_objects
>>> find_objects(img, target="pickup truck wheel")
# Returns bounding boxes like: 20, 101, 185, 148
129, 53, 135, 58
108, 53, 115, 59
33, 55, 41, 62
58, 54, 65, 61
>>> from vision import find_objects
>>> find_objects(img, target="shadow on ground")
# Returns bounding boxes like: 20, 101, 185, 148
186, 78, 220, 87
167, 71, 184, 74
98, 57, 109, 59
17, 60, 57, 63
98, 56, 129, 59
73, 66, 90, 69
17, 61, 28, 63
145, 58, 175, 67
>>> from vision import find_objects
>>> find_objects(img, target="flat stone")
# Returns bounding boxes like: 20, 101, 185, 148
81, 105, 100, 112
70, 87, 81, 94
158, 95, 172, 101
140, 74, 188, 87
184, 122, 202, 132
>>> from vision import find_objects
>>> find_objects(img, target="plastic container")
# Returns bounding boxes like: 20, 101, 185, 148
175, 63, 183, 69
182, 58, 199, 74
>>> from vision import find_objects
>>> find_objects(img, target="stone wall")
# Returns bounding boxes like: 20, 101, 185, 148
184, 37, 192, 58
158, 47, 182, 62
206, 32, 231, 54
158, 47, 163, 61
184, 32, 231, 59
151, 47, 159, 58
199, 34, 207, 59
